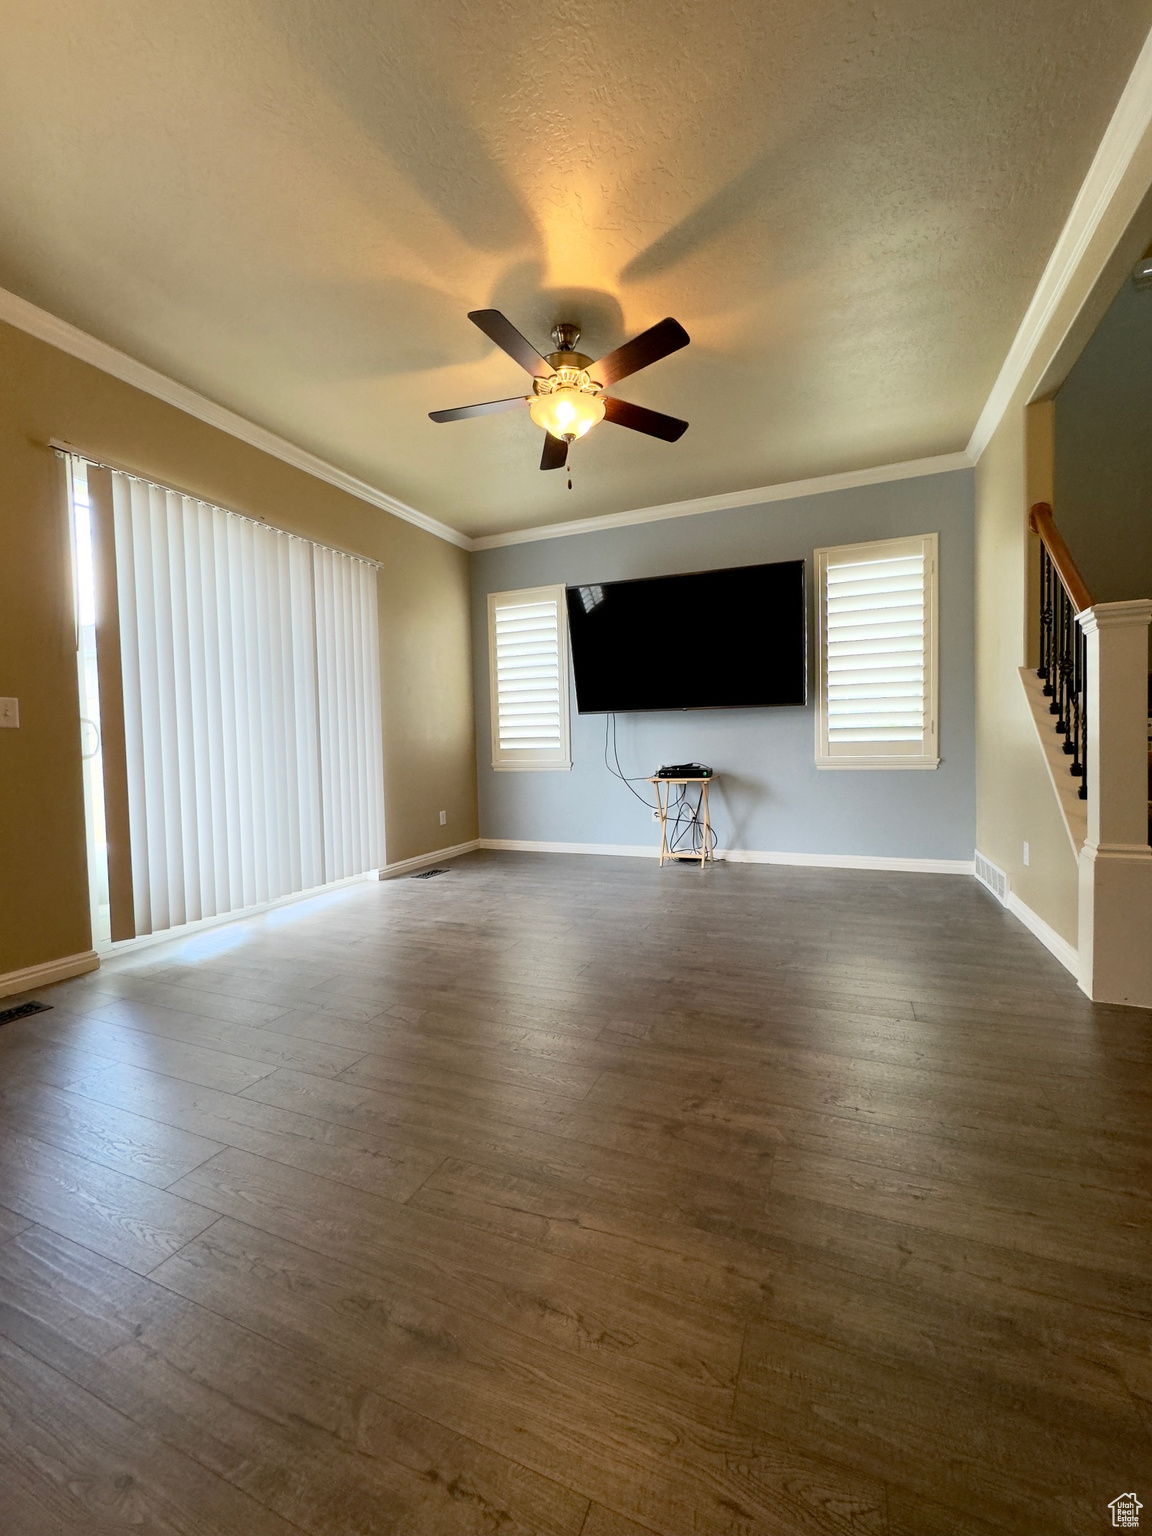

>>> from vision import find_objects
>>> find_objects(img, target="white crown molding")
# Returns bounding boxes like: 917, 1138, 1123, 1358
0, 949, 100, 999
966, 25, 1152, 463
13, 6, 1152, 567
0, 285, 471, 551
470, 451, 973, 551
1, 275, 977, 551
0, 280, 974, 554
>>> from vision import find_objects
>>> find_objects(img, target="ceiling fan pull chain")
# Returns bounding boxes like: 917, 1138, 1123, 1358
567, 442, 573, 490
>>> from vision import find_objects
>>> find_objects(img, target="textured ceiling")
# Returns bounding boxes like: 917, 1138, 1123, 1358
2, 1, 1150, 537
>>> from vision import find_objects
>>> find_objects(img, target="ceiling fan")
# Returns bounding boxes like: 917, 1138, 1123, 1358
429, 309, 690, 473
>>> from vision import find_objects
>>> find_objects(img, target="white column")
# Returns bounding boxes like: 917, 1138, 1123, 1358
1076, 600, 1152, 1006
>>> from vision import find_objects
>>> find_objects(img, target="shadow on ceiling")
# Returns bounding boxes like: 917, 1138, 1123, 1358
486, 263, 629, 362
257, 0, 539, 256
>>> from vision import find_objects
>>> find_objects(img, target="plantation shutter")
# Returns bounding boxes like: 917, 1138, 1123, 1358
815, 533, 939, 768
488, 586, 571, 769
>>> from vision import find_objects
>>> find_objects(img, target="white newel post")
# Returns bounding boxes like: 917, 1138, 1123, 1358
1076, 600, 1152, 1007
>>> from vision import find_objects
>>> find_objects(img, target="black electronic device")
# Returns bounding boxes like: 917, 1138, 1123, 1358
566, 560, 806, 713
656, 763, 713, 779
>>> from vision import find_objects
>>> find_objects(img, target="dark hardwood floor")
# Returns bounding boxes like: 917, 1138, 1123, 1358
0, 851, 1148, 1534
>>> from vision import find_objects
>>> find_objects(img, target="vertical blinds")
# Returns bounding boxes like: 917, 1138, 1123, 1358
489, 587, 570, 767
111, 472, 384, 936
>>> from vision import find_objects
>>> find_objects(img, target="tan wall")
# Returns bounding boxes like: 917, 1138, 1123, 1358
973, 142, 1152, 952
0, 319, 477, 978
974, 408, 1080, 944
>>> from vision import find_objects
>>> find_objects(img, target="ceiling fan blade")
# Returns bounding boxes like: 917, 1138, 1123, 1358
592, 318, 690, 386
468, 309, 552, 378
601, 396, 688, 442
428, 396, 527, 423
540, 432, 568, 470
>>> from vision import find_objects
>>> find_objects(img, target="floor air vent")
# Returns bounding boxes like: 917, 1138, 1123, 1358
411, 868, 450, 880
0, 1000, 53, 1027
974, 852, 1009, 903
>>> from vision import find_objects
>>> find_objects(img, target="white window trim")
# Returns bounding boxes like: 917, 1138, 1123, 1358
488, 584, 572, 771
814, 532, 939, 770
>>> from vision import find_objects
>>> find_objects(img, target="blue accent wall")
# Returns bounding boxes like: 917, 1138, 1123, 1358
471, 470, 975, 860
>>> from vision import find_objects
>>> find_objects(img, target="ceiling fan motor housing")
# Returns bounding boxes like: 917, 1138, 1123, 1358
546, 323, 595, 372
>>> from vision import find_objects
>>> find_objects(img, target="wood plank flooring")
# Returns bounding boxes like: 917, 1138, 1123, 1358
0, 850, 1149, 1534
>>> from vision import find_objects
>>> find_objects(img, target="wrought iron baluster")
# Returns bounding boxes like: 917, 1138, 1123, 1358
1030, 501, 1092, 805
1064, 608, 1079, 759
1076, 617, 1088, 800
1038, 544, 1052, 689
1060, 582, 1067, 722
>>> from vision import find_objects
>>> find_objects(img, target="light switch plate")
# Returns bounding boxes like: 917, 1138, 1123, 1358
0, 698, 18, 728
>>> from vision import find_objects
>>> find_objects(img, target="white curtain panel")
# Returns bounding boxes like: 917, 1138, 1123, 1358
111, 473, 384, 935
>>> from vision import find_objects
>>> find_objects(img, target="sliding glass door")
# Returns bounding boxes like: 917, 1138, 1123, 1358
67, 456, 385, 945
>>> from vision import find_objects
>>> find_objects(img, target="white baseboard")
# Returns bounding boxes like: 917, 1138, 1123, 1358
973, 847, 1080, 978
480, 838, 658, 859
102, 871, 379, 959
379, 839, 481, 878
721, 849, 974, 875
1005, 891, 1081, 978
479, 838, 973, 874
0, 949, 100, 999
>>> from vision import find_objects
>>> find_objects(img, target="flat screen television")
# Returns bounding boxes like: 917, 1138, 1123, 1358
565, 560, 807, 713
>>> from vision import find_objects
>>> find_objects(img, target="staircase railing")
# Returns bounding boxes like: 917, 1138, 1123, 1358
1030, 502, 1092, 800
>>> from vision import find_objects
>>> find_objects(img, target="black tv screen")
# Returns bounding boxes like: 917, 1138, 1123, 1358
565, 560, 807, 712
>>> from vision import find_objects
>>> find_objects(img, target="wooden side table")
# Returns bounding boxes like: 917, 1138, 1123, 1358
647, 776, 714, 868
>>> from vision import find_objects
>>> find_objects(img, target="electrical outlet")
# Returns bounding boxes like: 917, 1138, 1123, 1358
0, 698, 18, 729
439, 810, 447, 826
1022, 841, 1030, 867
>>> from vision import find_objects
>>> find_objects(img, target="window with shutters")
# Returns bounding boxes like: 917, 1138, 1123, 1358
488, 585, 572, 770
814, 533, 939, 769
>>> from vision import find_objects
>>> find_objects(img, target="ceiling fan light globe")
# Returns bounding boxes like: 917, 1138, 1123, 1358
529, 387, 605, 441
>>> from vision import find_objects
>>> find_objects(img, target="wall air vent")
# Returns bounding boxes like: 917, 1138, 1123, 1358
974, 852, 1009, 903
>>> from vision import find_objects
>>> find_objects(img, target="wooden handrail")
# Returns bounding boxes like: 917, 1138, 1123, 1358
1029, 502, 1093, 613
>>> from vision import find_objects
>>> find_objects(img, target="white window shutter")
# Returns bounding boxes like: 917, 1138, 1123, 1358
815, 533, 939, 768
488, 586, 571, 769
